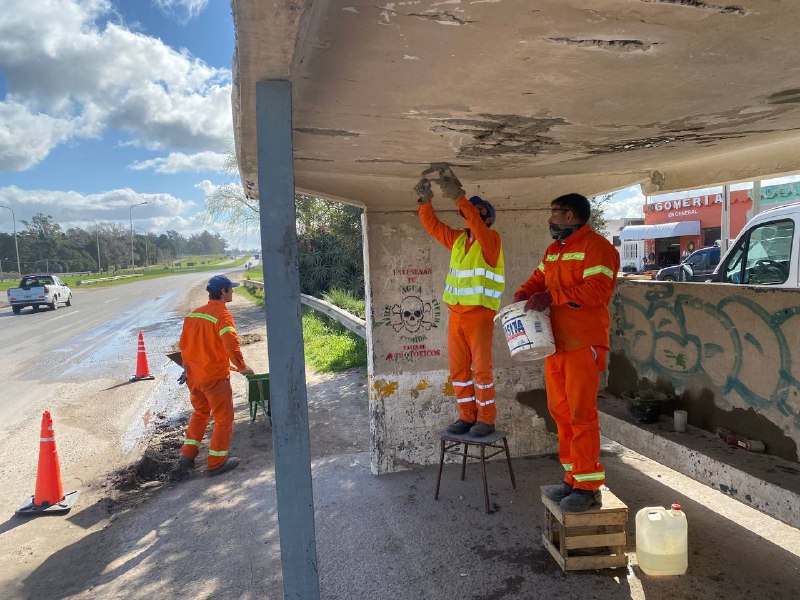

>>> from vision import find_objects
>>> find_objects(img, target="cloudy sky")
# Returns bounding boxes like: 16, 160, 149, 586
0, 0, 251, 245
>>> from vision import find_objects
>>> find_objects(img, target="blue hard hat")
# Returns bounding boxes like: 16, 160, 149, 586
469, 196, 496, 225
207, 275, 240, 294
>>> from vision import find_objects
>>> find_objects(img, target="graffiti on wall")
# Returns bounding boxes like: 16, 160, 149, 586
614, 285, 800, 428
380, 278, 443, 361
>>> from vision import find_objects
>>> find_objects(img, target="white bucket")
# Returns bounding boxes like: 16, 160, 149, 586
494, 300, 555, 361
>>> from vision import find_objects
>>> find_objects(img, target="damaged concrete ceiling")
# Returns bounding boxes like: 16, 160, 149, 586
232, 0, 800, 211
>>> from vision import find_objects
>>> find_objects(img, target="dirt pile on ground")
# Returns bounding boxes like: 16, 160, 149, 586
110, 421, 186, 495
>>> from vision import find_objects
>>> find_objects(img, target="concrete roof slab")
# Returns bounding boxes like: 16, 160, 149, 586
233, 0, 800, 210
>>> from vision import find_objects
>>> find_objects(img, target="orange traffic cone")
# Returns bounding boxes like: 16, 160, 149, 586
17, 411, 79, 515
131, 330, 155, 381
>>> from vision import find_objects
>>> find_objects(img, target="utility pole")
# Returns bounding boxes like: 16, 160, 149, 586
0, 204, 21, 276
129, 202, 148, 269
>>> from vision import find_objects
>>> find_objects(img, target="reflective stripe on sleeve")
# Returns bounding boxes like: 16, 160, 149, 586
186, 312, 218, 324
582, 265, 615, 279
208, 449, 229, 457
219, 326, 235, 336
537, 262, 545, 273
562, 463, 573, 472
573, 471, 606, 482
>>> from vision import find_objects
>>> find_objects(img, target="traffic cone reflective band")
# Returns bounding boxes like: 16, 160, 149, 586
17, 411, 79, 515
131, 330, 155, 381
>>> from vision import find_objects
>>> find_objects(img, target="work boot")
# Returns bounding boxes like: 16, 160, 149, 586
469, 422, 495, 437
559, 488, 602, 513
177, 455, 195, 470
208, 456, 240, 477
446, 419, 475, 435
544, 481, 573, 503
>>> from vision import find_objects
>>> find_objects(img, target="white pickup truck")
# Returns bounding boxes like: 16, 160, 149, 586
7, 274, 73, 314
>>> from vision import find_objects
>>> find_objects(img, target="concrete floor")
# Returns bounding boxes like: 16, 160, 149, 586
12, 366, 800, 600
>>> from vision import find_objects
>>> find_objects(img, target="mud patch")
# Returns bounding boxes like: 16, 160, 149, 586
638, 0, 747, 15
293, 127, 360, 137
110, 422, 186, 496
239, 332, 265, 346
548, 38, 652, 52
767, 89, 800, 105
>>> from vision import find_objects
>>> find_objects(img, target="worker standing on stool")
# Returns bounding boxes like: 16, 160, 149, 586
514, 194, 619, 512
415, 166, 504, 437
177, 275, 254, 477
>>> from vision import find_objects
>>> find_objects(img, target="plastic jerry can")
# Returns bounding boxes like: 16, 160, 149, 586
635, 504, 688, 575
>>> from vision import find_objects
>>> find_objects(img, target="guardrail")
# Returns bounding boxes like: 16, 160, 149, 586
77, 273, 144, 285
242, 279, 367, 339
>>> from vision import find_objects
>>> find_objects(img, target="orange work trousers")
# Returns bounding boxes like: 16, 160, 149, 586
180, 376, 234, 470
545, 346, 606, 491
447, 308, 497, 425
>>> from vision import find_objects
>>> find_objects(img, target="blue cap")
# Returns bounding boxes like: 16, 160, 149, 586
469, 196, 496, 225
207, 275, 240, 294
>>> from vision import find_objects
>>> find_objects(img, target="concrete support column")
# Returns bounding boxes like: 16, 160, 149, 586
255, 80, 320, 600
364, 206, 558, 475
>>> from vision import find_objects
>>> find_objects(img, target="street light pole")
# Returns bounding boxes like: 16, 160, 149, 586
83, 219, 101, 273
129, 202, 148, 269
0, 204, 21, 276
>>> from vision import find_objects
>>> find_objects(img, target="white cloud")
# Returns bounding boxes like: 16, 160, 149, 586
129, 151, 227, 174
153, 0, 209, 22
0, 0, 232, 171
0, 102, 77, 170
0, 185, 196, 226
599, 185, 647, 219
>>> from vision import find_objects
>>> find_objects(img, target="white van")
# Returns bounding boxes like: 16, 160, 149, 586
708, 202, 799, 288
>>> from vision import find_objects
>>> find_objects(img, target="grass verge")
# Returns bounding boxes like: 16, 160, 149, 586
235, 285, 367, 373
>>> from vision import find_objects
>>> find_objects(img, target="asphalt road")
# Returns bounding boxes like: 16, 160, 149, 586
0, 266, 246, 594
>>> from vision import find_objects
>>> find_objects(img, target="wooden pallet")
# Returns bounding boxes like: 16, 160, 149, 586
541, 485, 628, 571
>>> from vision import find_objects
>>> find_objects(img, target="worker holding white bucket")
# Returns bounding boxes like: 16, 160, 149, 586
513, 193, 619, 513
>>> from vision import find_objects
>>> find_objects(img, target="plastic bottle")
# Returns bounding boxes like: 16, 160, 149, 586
635, 504, 688, 575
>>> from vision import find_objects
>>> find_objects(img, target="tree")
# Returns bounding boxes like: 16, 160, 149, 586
589, 194, 610, 238
202, 151, 365, 298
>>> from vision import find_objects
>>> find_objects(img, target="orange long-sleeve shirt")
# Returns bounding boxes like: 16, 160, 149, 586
516, 224, 620, 352
179, 299, 246, 385
418, 196, 502, 314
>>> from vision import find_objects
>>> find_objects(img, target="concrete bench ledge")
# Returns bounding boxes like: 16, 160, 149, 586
598, 392, 800, 529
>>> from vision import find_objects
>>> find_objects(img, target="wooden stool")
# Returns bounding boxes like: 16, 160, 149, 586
434, 430, 515, 513
541, 485, 628, 571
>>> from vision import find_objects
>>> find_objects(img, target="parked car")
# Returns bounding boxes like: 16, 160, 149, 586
708, 202, 799, 288
656, 246, 721, 281
7, 274, 72, 314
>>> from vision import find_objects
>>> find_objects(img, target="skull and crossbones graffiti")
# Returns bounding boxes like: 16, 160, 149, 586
389, 295, 434, 333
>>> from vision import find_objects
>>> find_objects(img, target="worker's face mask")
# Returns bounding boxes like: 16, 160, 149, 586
549, 223, 580, 241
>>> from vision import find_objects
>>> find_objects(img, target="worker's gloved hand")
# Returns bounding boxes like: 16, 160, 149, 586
414, 178, 433, 203
239, 365, 255, 376
513, 291, 528, 303
436, 166, 465, 200
525, 291, 553, 312
177, 369, 186, 385
437, 178, 465, 200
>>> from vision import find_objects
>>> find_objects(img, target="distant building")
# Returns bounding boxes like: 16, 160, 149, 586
606, 217, 645, 273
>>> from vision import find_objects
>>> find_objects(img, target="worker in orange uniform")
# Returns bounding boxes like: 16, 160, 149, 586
177, 275, 254, 477
415, 167, 504, 437
514, 193, 619, 512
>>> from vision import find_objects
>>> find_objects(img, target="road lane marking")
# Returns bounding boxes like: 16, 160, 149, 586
48, 310, 79, 322
104, 298, 119, 304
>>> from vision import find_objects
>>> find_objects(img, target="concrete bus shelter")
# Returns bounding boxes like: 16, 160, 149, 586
230, 1, 800, 595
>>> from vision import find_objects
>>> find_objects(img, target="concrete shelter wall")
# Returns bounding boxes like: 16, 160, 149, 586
609, 280, 800, 463
365, 207, 556, 475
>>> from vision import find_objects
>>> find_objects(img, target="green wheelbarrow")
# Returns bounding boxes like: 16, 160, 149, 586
245, 373, 271, 423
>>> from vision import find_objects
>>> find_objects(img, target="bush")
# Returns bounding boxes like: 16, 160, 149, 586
323, 288, 366, 318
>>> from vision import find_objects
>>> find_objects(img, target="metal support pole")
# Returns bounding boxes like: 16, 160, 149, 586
129, 201, 147, 270
722, 185, 731, 252
255, 80, 320, 600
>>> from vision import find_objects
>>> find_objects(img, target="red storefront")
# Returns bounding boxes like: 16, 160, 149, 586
641, 191, 752, 268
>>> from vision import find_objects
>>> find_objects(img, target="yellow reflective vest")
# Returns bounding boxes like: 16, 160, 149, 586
443, 233, 505, 311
